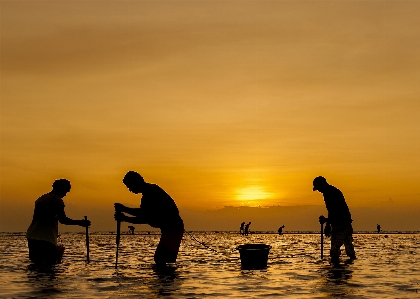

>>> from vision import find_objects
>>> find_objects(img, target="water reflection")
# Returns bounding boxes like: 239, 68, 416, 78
327, 264, 353, 284
1, 233, 418, 298
26, 263, 63, 297
148, 264, 182, 297
319, 260, 354, 297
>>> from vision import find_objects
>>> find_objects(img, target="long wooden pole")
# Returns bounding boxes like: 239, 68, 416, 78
84, 216, 90, 263
115, 219, 121, 269
320, 222, 324, 259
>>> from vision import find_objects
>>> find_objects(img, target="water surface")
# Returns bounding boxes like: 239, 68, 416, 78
1, 232, 419, 298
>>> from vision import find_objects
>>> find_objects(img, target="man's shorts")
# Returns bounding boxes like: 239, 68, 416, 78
27, 238, 64, 264
154, 221, 184, 265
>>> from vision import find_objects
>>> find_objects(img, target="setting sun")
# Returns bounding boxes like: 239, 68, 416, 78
235, 186, 273, 202
1, 0, 419, 233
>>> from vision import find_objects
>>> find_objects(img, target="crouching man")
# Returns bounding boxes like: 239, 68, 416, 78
114, 171, 184, 266
26, 179, 91, 264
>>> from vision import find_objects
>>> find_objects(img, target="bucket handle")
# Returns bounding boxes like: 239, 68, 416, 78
236, 245, 272, 250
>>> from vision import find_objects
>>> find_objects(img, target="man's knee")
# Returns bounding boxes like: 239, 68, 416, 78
330, 245, 341, 257
154, 246, 177, 264
154, 230, 183, 264
344, 242, 356, 258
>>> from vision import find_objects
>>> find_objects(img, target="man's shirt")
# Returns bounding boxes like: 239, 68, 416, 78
138, 183, 183, 229
323, 185, 352, 226
26, 193, 64, 245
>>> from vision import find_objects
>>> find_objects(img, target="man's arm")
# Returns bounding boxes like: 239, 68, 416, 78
114, 212, 147, 224
58, 208, 91, 227
114, 203, 142, 216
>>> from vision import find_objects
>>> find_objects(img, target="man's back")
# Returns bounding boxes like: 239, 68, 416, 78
26, 193, 64, 244
140, 183, 182, 229
323, 185, 352, 226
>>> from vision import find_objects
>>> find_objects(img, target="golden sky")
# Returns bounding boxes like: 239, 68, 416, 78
1, 1, 420, 231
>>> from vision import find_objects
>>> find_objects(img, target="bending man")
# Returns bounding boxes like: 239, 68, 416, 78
114, 171, 184, 266
26, 179, 91, 264
313, 176, 356, 263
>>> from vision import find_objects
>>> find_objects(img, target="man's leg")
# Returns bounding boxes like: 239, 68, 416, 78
343, 225, 356, 259
330, 226, 348, 263
154, 226, 184, 266
28, 239, 60, 264
330, 234, 342, 263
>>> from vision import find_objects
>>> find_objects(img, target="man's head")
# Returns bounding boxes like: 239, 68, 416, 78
313, 176, 328, 192
52, 179, 71, 198
123, 171, 145, 194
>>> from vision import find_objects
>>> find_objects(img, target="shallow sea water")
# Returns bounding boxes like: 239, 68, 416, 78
1, 232, 419, 298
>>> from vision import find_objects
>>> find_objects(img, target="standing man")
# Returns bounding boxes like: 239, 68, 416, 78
278, 225, 285, 235
244, 222, 251, 236
114, 171, 184, 267
26, 179, 91, 264
313, 176, 356, 263
239, 222, 245, 235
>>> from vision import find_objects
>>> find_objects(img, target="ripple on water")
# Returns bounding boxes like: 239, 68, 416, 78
0, 233, 419, 298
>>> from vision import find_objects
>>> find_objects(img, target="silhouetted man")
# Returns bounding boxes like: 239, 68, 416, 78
313, 176, 356, 263
240, 222, 245, 235
114, 171, 184, 266
377, 224, 381, 233
278, 225, 285, 235
26, 179, 91, 264
128, 226, 135, 235
244, 222, 251, 236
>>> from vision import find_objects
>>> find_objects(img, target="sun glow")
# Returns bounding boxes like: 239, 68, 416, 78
235, 186, 273, 201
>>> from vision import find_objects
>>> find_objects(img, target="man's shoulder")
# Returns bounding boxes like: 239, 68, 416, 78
327, 185, 342, 193
143, 183, 175, 202
144, 183, 160, 190
144, 183, 166, 194
325, 185, 346, 201
37, 192, 63, 202
35, 193, 65, 207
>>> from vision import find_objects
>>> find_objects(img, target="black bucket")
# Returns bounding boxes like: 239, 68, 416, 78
237, 244, 271, 269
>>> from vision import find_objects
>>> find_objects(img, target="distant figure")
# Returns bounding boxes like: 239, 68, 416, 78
240, 222, 245, 235
377, 224, 381, 233
313, 176, 356, 263
26, 179, 91, 264
278, 225, 285, 235
114, 171, 184, 267
244, 222, 251, 236
128, 226, 135, 235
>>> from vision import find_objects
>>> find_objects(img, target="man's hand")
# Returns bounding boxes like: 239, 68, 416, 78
80, 219, 91, 227
114, 203, 126, 213
319, 215, 328, 224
